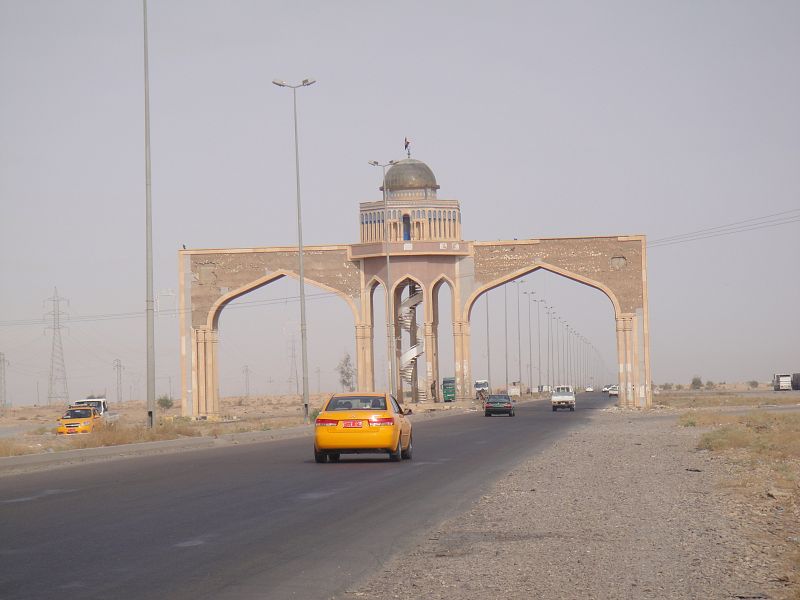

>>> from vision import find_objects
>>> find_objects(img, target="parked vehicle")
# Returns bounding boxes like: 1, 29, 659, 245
551, 385, 576, 411
602, 385, 610, 393
507, 384, 521, 398
773, 374, 792, 391
474, 379, 490, 399
442, 377, 456, 402
608, 385, 619, 397
484, 394, 514, 417
313, 392, 412, 463
57, 406, 102, 434
793, 373, 800, 391
70, 398, 109, 416
585, 386, 594, 392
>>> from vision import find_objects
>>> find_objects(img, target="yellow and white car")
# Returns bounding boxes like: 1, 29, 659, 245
57, 406, 102, 434
313, 392, 413, 463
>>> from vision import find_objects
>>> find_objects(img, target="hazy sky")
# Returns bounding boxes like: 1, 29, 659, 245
1, 1, 798, 404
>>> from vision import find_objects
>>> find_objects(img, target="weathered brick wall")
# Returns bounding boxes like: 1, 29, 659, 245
188, 247, 361, 328
468, 237, 644, 314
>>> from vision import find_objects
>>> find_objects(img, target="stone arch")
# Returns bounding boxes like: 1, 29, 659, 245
207, 269, 359, 331
463, 261, 622, 323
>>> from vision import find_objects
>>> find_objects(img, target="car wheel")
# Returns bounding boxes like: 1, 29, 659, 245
510, 411, 515, 417
329, 453, 340, 462
401, 435, 413, 460
570, 406, 575, 412
552, 406, 557, 412
389, 437, 402, 462
485, 412, 491, 417
314, 449, 327, 463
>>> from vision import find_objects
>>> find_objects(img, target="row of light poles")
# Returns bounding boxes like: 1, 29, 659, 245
485, 280, 608, 393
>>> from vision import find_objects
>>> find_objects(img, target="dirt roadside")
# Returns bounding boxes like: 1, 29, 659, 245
345, 408, 799, 600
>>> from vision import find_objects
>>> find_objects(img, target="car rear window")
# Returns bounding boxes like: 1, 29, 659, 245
326, 396, 386, 411
64, 409, 92, 419
487, 395, 510, 401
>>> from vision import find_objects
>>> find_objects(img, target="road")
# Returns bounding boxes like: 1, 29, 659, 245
0, 393, 613, 600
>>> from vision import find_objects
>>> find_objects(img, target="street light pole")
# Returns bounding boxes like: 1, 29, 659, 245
142, 0, 155, 428
485, 293, 491, 392
504, 285, 508, 390
273, 77, 316, 423
535, 298, 543, 393
515, 281, 522, 390
368, 160, 397, 399
523, 291, 533, 395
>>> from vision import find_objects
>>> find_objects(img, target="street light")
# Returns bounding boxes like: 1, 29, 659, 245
515, 280, 523, 391
368, 159, 398, 399
534, 298, 544, 393
523, 291, 533, 395
273, 77, 316, 423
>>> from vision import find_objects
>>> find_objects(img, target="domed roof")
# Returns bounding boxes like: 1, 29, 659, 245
383, 158, 440, 192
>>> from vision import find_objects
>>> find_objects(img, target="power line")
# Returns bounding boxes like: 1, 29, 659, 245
648, 210, 800, 249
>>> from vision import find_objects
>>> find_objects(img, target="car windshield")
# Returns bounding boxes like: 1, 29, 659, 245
326, 396, 386, 411
63, 409, 92, 419
487, 395, 509, 402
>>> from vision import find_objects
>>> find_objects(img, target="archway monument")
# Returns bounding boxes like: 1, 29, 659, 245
178, 158, 652, 417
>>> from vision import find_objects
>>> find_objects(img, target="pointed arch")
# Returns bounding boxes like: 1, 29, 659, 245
207, 269, 359, 330
463, 261, 622, 323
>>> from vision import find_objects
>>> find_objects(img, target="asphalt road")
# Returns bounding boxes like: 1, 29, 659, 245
0, 393, 613, 600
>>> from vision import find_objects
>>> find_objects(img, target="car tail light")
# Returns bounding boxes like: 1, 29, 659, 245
315, 418, 338, 427
369, 417, 394, 426
504, 403, 512, 408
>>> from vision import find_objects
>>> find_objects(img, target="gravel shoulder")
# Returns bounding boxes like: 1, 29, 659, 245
346, 407, 797, 600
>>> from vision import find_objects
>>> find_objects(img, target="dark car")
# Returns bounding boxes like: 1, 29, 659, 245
484, 394, 515, 417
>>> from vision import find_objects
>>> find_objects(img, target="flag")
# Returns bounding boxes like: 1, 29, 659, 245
404, 137, 410, 151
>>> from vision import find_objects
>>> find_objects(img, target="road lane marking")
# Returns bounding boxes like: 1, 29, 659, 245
1, 488, 77, 504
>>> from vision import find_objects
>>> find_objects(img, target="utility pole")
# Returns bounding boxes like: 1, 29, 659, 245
315, 366, 321, 394
515, 281, 522, 389
143, 0, 156, 429
504, 285, 508, 390
242, 365, 252, 398
485, 293, 491, 392
113, 359, 123, 404
0, 352, 8, 413
45, 288, 69, 406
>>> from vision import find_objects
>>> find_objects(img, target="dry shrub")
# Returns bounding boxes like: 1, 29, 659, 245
679, 411, 739, 428
661, 393, 800, 409
0, 439, 26, 457
696, 411, 800, 460
68, 421, 201, 450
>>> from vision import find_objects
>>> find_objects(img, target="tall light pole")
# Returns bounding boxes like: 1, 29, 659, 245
368, 160, 397, 399
504, 285, 508, 390
523, 291, 533, 395
273, 77, 316, 423
515, 280, 522, 389
534, 298, 543, 393
485, 292, 491, 391
142, 0, 155, 428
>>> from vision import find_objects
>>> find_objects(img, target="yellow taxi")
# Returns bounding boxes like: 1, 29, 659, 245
313, 392, 413, 463
57, 406, 102, 434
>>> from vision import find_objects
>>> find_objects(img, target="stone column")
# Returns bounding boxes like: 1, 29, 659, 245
192, 327, 219, 416
453, 320, 471, 400
424, 321, 436, 402
615, 317, 627, 407
461, 321, 472, 400
623, 316, 634, 409
631, 314, 641, 408
355, 323, 373, 391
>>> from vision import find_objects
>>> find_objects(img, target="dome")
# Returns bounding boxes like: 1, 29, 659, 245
382, 159, 440, 192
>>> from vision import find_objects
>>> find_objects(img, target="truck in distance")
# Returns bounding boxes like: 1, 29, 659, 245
773, 374, 792, 391
551, 385, 576, 412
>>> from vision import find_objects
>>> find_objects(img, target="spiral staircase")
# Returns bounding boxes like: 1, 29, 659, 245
397, 285, 426, 401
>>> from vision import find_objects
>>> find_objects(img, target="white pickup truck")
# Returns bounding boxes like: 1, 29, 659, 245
551, 385, 576, 412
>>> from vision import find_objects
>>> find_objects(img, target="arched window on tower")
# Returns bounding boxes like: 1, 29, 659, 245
402, 214, 411, 241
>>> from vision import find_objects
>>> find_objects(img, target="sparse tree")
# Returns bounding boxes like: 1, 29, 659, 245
676, 384, 684, 391
336, 353, 355, 392
705, 380, 715, 390
157, 395, 174, 410
661, 383, 674, 391
690, 376, 702, 390
748, 380, 759, 389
